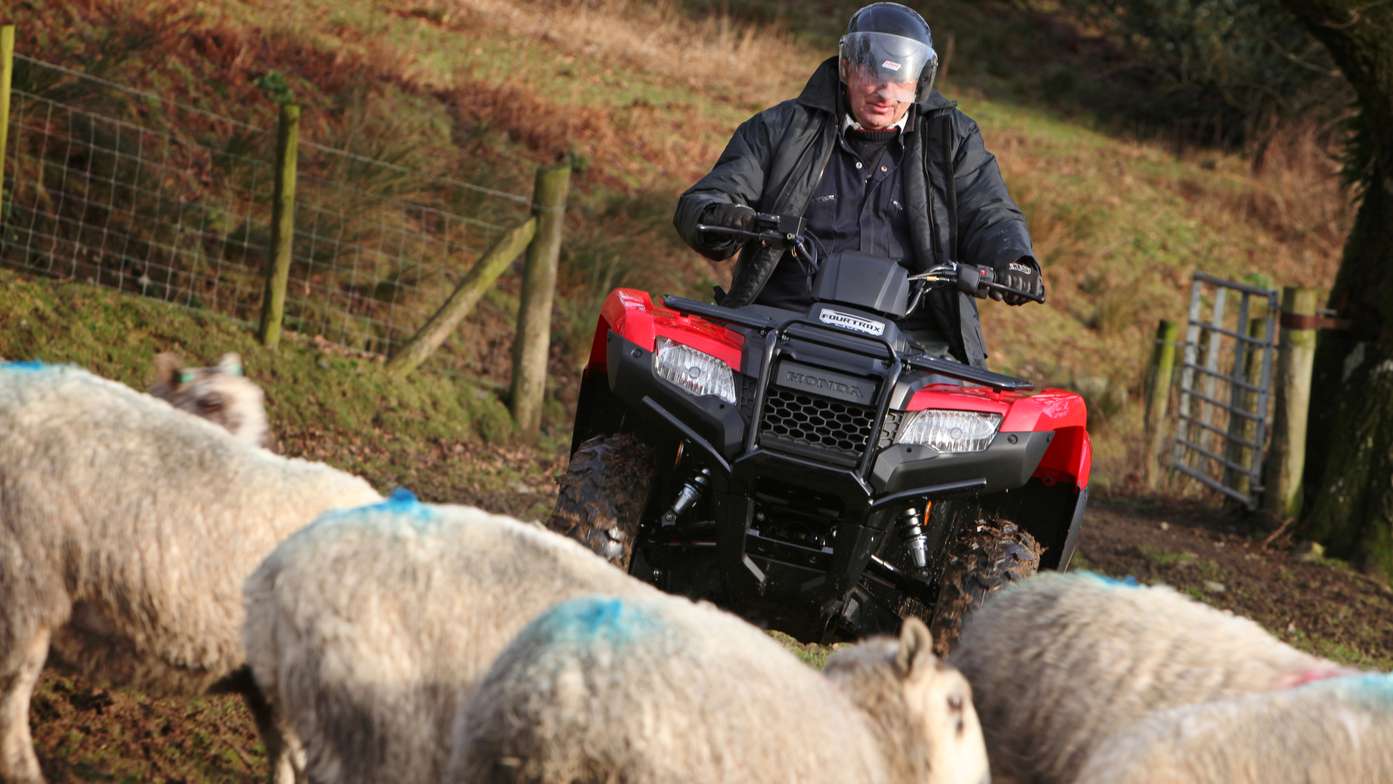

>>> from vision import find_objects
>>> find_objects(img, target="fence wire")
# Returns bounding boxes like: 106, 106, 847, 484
0, 56, 534, 354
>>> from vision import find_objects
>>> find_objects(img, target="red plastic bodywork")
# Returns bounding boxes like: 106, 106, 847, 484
589, 289, 745, 371
906, 385, 1091, 488
589, 288, 1091, 489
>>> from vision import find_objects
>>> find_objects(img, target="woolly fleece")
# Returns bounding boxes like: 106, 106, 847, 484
1076, 673, 1393, 783
948, 571, 1356, 784
448, 594, 990, 784
0, 363, 380, 784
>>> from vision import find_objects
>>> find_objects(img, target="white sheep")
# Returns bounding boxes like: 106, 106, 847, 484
1075, 672, 1393, 783
947, 572, 1357, 784
0, 361, 381, 784
446, 593, 990, 784
242, 495, 661, 784
148, 351, 270, 447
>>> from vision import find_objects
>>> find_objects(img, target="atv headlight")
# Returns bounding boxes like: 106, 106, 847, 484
653, 337, 737, 404
896, 410, 1002, 453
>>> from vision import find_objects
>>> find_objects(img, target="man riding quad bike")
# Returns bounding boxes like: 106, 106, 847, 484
546, 4, 1089, 649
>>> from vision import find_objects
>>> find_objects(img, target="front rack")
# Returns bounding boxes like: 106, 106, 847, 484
662, 295, 1034, 391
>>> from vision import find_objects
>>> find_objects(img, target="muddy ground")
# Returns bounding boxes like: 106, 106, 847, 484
29, 493, 1393, 782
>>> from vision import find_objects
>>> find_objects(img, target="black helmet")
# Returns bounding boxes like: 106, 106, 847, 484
839, 3, 938, 103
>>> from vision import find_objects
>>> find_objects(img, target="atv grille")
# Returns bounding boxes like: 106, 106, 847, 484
758, 387, 877, 463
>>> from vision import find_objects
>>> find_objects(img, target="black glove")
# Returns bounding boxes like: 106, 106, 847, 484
700, 202, 756, 235
992, 257, 1045, 306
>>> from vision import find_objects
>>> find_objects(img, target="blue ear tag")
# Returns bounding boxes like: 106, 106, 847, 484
228, 364, 242, 376
178, 371, 195, 384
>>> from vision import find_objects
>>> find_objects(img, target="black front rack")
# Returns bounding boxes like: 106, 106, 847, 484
662, 295, 1034, 391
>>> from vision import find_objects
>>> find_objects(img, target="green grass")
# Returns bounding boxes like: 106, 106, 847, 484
1137, 546, 1200, 569
767, 631, 835, 669
0, 267, 527, 493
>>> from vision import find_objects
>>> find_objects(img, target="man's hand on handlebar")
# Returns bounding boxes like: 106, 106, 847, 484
700, 203, 757, 236
991, 258, 1045, 306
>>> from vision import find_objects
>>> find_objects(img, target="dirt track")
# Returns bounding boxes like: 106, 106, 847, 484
30, 494, 1393, 781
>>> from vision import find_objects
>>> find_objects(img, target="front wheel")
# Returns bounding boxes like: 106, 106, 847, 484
929, 519, 1041, 656
546, 433, 656, 570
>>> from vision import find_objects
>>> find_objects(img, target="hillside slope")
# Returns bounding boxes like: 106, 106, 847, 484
6, 0, 1350, 487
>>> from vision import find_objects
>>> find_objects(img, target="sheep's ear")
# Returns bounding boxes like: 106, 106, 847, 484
217, 353, 244, 376
896, 617, 936, 682
153, 352, 183, 386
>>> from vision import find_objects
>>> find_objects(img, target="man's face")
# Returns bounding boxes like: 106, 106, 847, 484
845, 65, 915, 130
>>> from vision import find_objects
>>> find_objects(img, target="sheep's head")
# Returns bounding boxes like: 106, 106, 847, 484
150, 352, 269, 448
824, 618, 990, 784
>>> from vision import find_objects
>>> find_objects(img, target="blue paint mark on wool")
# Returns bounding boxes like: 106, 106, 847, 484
526, 596, 660, 648
0, 360, 48, 372
1078, 571, 1140, 589
387, 487, 421, 506
315, 487, 434, 527
1327, 672, 1393, 706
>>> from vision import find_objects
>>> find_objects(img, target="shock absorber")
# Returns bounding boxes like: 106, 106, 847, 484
898, 503, 929, 573
660, 467, 711, 527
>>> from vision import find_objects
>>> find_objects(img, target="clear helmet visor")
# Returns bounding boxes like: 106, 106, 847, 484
839, 30, 936, 103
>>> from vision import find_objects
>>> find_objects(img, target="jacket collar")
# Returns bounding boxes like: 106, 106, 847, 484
796, 56, 956, 116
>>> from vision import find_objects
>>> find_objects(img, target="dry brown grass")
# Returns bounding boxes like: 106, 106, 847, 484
434, 0, 810, 103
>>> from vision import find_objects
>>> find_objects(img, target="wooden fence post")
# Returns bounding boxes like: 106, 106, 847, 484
509, 162, 571, 435
258, 103, 300, 349
1263, 287, 1318, 520
0, 25, 15, 218
1143, 319, 1179, 489
385, 216, 538, 377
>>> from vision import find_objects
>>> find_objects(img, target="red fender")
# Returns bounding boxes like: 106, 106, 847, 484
906, 385, 1091, 490
588, 288, 744, 371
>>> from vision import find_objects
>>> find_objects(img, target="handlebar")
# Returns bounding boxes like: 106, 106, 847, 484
698, 210, 1045, 304
909, 262, 1046, 304
696, 211, 803, 247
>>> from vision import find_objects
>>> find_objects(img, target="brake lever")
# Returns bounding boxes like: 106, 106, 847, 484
695, 224, 788, 245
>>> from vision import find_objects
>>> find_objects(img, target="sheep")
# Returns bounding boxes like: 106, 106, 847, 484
1075, 672, 1393, 783
0, 361, 381, 784
242, 495, 663, 784
947, 572, 1358, 784
445, 594, 990, 784
148, 351, 270, 447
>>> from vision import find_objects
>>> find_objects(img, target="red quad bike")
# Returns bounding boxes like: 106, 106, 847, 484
550, 212, 1091, 650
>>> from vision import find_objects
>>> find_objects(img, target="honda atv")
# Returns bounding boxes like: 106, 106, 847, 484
549, 212, 1091, 650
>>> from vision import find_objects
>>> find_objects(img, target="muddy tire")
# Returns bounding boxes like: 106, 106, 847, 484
929, 519, 1042, 656
546, 432, 656, 570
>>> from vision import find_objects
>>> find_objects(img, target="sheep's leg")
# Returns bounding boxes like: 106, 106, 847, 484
0, 628, 50, 784
239, 677, 304, 784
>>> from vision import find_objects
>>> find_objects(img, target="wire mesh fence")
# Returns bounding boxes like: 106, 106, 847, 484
285, 141, 532, 353
0, 54, 535, 354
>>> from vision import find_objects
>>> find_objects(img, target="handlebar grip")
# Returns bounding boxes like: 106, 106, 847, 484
957, 264, 993, 298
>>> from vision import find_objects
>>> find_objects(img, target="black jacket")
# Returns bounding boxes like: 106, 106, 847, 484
674, 57, 1036, 367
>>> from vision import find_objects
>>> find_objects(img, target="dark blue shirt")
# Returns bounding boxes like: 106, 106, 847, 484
756, 125, 914, 314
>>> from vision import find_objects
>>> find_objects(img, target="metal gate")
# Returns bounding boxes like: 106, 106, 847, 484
1172, 273, 1279, 509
